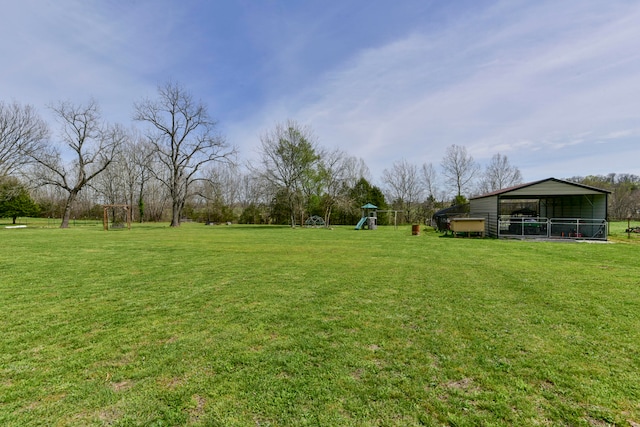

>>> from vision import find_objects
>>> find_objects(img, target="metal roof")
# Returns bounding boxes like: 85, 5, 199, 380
470, 177, 610, 200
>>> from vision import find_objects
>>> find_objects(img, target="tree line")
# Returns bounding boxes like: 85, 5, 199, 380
567, 174, 640, 220
1, 81, 638, 227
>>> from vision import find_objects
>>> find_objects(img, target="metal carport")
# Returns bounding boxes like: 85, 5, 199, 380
470, 178, 610, 240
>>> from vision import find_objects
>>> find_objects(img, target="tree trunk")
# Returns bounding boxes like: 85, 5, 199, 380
170, 199, 181, 227
324, 206, 332, 228
288, 194, 296, 228
138, 196, 144, 223
60, 192, 78, 228
137, 179, 146, 223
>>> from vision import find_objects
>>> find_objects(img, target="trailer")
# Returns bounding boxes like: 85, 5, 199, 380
449, 218, 485, 238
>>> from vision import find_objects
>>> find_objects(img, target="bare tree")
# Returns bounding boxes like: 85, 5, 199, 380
97, 131, 156, 222
94, 155, 126, 206
28, 99, 124, 228
317, 150, 365, 227
478, 153, 522, 194
382, 159, 424, 223
346, 157, 371, 188
31, 182, 66, 219
194, 162, 242, 223
421, 162, 439, 200
134, 81, 235, 227
236, 171, 272, 224
125, 134, 156, 222
254, 119, 320, 227
0, 100, 49, 176
611, 174, 640, 219
142, 177, 170, 222
204, 163, 241, 207
419, 162, 443, 221
440, 144, 479, 200
237, 170, 267, 208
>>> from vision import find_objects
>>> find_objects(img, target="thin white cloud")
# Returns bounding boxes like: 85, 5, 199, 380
2, 0, 639, 185
229, 0, 640, 183
0, 1, 184, 123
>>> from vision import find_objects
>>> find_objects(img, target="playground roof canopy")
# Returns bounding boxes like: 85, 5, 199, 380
361, 203, 378, 209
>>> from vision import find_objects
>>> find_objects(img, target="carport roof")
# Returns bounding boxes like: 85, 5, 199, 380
470, 177, 610, 200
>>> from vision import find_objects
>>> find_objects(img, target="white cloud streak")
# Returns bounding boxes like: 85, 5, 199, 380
2, 0, 639, 185
0, 1, 184, 123
228, 0, 640, 183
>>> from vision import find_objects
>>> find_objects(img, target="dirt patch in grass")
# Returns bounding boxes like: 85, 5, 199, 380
445, 377, 476, 391
157, 376, 184, 390
110, 380, 132, 392
188, 394, 206, 423
98, 407, 123, 424
350, 368, 364, 380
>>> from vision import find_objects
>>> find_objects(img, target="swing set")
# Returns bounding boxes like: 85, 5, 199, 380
102, 204, 132, 230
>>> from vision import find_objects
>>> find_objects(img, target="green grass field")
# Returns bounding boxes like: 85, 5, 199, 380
1, 220, 639, 426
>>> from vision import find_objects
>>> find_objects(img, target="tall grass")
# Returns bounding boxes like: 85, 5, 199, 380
1, 221, 639, 426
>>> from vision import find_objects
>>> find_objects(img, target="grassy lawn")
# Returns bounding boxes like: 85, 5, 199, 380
1, 220, 639, 426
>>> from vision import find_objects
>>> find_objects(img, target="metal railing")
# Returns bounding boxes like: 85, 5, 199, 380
548, 218, 607, 240
499, 216, 549, 237
498, 217, 607, 240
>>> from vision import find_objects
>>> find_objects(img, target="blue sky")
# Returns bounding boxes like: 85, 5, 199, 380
2, 0, 639, 186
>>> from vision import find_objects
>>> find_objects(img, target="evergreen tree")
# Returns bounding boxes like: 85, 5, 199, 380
0, 177, 39, 224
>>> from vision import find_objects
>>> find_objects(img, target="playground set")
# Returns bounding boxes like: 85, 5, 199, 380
354, 203, 377, 230
102, 204, 132, 230
354, 204, 406, 230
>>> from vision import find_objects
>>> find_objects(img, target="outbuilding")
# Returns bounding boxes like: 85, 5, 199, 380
469, 178, 610, 240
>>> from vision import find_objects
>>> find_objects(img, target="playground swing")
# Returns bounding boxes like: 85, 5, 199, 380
103, 204, 132, 230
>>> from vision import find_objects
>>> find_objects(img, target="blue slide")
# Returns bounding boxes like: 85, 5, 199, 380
355, 217, 367, 230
